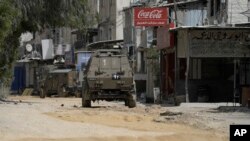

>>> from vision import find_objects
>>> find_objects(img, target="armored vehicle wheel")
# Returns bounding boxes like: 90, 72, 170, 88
124, 100, 128, 106
82, 88, 91, 107
82, 99, 91, 107
128, 99, 136, 108
127, 94, 136, 108
40, 88, 45, 98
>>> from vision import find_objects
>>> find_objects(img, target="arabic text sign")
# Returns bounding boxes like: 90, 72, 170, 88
189, 29, 250, 57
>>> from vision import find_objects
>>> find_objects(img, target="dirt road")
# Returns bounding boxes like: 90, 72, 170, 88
1, 96, 249, 141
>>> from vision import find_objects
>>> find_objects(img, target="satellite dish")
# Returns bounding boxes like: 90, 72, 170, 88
26, 44, 33, 52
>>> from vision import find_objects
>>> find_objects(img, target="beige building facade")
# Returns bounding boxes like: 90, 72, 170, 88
98, 0, 132, 41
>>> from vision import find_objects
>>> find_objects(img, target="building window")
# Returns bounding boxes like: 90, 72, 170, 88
210, 0, 214, 16
216, 0, 221, 14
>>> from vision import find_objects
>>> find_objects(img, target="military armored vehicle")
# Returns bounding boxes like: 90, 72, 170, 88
82, 49, 136, 108
40, 69, 78, 98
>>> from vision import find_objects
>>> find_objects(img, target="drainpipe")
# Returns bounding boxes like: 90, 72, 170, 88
159, 51, 163, 103
173, 0, 178, 26
233, 59, 237, 106
173, 0, 178, 105
185, 32, 190, 103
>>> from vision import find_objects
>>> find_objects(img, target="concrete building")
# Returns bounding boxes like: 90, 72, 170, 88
123, 0, 165, 102
123, 0, 249, 103
12, 27, 75, 94
158, 0, 250, 104
170, 26, 250, 104
74, 0, 132, 48
88, 0, 100, 27
98, 0, 131, 41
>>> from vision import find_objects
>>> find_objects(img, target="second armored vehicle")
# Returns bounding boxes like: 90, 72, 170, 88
40, 69, 78, 98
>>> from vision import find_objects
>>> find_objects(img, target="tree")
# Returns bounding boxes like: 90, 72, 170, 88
0, 0, 19, 80
0, 0, 90, 80
16, 0, 90, 31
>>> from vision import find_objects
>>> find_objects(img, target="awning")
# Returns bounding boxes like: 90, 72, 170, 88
169, 26, 250, 32
158, 0, 206, 7
86, 39, 124, 50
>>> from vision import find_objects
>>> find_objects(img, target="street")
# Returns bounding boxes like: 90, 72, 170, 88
2, 96, 249, 141
1, 1, 250, 140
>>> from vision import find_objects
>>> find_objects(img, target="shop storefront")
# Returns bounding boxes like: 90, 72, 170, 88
166, 27, 250, 103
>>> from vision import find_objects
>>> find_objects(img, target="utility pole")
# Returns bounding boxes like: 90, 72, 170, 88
173, 0, 179, 105
173, 0, 178, 27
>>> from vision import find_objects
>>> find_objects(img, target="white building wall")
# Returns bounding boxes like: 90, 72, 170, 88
116, 0, 130, 40
227, 0, 248, 24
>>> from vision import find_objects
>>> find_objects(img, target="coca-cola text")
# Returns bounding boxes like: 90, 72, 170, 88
137, 10, 163, 19
134, 7, 168, 26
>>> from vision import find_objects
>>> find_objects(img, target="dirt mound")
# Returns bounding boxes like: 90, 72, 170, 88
160, 111, 183, 116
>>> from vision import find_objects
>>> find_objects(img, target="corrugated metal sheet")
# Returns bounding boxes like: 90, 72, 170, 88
178, 9, 207, 26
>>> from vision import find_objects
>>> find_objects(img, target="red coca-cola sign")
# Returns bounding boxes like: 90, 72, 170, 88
134, 7, 168, 26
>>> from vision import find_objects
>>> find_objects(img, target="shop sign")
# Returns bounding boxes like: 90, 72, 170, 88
134, 7, 168, 26
189, 29, 250, 57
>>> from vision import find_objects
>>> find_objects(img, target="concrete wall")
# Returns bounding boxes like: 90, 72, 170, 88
98, 0, 131, 41
116, 0, 130, 40
88, 0, 99, 28
123, 8, 133, 45
207, 0, 228, 25
99, 0, 112, 40
53, 27, 72, 45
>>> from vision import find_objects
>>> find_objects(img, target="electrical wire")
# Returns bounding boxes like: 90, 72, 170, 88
228, 1, 248, 24
235, 0, 246, 11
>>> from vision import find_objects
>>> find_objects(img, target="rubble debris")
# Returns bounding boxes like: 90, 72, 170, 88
160, 111, 182, 116
216, 106, 250, 113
